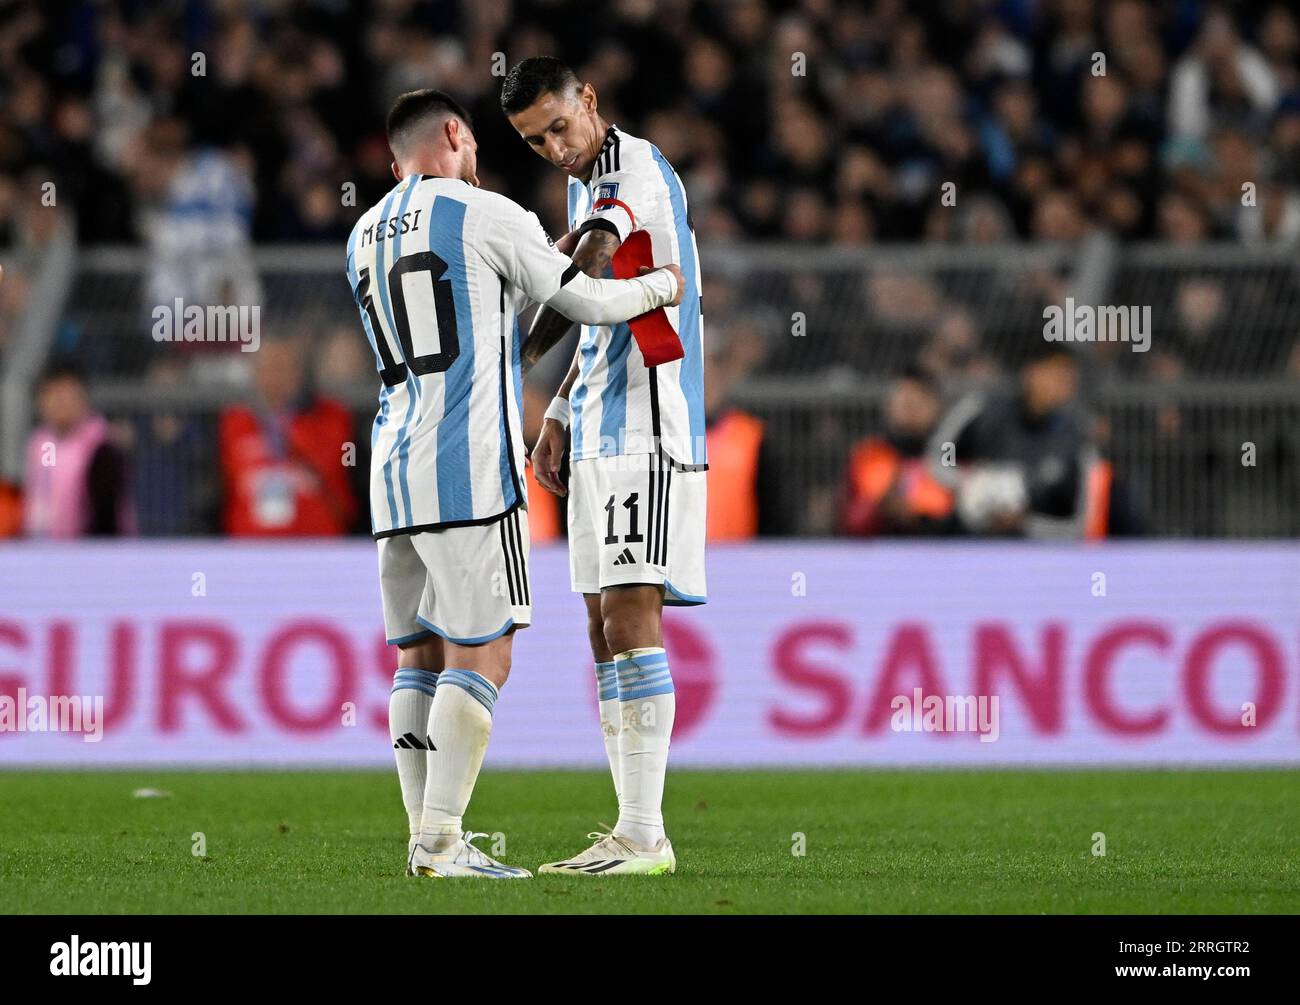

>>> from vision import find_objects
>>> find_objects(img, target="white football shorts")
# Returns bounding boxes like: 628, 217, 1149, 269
568, 451, 707, 605
378, 507, 531, 645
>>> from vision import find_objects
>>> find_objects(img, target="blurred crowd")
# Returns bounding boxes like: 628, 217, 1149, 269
2, 0, 1299, 252
2, 0, 1298, 540
10, 335, 1140, 541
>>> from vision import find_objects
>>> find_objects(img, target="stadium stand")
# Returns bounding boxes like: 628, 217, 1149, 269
0, 0, 1297, 537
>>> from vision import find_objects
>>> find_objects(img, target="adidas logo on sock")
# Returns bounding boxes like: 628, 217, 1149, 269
612, 547, 636, 567
393, 733, 436, 751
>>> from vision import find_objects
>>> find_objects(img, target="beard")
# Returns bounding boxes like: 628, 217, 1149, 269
460, 152, 480, 188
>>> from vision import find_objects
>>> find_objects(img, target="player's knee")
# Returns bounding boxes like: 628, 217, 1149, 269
466, 660, 510, 693
600, 606, 660, 657
581, 595, 611, 662
443, 634, 513, 690
483, 663, 511, 690
479, 643, 513, 689
397, 636, 443, 671
586, 613, 611, 660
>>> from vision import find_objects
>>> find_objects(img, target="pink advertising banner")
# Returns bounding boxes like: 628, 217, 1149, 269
0, 541, 1296, 767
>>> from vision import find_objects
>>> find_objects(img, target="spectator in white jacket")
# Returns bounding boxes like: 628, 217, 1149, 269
1169, 9, 1280, 142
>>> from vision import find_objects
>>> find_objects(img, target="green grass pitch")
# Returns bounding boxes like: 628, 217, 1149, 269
1, 769, 1296, 914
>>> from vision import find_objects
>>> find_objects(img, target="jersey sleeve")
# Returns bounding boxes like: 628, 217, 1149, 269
479, 198, 580, 304
575, 166, 654, 245
545, 267, 678, 327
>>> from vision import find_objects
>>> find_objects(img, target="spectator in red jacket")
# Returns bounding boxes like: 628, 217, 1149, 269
841, 368, 955, 536
218, 338, 357, 536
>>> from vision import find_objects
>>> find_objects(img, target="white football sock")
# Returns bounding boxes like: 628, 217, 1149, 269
418, 668, 498, 850
595, 660, 622, 804
389, 668, 439, 837
613, 647, 674, 848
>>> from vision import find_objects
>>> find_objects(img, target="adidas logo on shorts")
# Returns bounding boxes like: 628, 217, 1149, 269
611, 547, 637, 567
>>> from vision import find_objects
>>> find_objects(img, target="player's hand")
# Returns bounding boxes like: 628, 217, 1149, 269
531, 418, 568, 497
638, 263, 684, 307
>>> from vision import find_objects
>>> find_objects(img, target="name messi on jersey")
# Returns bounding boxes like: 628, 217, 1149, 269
360, 208, 423, 247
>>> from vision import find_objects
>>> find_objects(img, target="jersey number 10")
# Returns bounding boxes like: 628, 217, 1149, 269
357, 250, 461, 387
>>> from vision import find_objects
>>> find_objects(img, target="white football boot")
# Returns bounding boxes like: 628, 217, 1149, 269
406, 834, 419, 876
409, 831, 532, 879
538, 829, 676, 876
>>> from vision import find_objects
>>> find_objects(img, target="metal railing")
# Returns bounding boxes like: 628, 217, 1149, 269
730, 379, 1300, 537
4, 241, 1298, 537
80, 377, 1300, 538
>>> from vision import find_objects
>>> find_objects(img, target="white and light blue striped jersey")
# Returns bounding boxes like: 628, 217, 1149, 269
566, 125, 707, 467
347, 174, 579, 537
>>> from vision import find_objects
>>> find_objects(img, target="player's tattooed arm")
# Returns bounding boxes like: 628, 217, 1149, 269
522, 228, 622, 372
521, 307, 573, 374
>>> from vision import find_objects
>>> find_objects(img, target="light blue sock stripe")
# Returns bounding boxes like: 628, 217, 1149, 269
626, 675, 672, 690
625, 668, 672, 682
392, 668, 440, 696
626, 662, 669, 675
391, 682, 437, 698
620, 680, 677, 700
615, 650, 674, 700
394, 668, 440, 683
595, 661, 618, 701
439, 668, 499, 714
614, 653, 669, 677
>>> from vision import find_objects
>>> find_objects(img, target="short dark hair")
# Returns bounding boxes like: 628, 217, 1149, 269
1026, 342, 1080, 367
898, 364, 939, 397
386, 89, 473, 153
37, 359, 85, 390
500, 57, 580, 115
